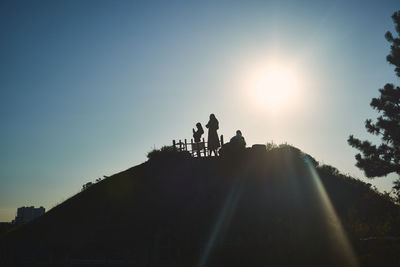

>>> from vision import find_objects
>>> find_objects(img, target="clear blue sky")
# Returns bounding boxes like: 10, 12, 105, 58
1, 0, 399, 222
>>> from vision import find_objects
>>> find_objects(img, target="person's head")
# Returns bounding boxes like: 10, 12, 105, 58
196, 122, 202, 129
236, 130, 242, 136
210, 113, 216, 120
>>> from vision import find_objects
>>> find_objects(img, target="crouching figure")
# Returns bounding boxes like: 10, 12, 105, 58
219, 130, 246, 158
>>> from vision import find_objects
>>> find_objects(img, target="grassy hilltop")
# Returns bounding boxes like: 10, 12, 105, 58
1, 145, 400, 266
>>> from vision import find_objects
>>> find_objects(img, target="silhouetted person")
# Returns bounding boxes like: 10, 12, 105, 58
230, 130, 246, 148
193, 122, 204, 157
206, 114, 220, 156
219, 130, 246, 158
193, 123, 204, 143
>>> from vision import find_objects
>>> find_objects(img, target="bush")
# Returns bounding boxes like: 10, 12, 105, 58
147, 146, 180, 161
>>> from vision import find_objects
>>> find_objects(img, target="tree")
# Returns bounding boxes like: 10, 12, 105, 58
348, 10, 400, 201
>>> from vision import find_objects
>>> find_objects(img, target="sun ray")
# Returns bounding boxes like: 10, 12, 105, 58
304, 157, 359, 267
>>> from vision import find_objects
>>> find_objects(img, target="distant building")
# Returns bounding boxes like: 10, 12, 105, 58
13, 206, 45, 224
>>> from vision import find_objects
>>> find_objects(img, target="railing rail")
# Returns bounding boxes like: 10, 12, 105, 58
172, 135, 224, 157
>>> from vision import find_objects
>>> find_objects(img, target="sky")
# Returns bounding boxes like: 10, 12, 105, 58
1, 0, 399, 222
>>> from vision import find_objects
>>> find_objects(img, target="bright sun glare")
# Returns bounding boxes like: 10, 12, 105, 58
246, 61, 302, 113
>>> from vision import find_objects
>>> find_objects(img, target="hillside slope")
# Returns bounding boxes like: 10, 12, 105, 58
1, 146, 400, 266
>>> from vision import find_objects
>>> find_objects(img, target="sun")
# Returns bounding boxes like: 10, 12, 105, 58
246, 61, 302, 113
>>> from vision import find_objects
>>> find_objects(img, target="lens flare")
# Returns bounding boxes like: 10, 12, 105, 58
197, 175, 242, 267
304, 157, 359, 267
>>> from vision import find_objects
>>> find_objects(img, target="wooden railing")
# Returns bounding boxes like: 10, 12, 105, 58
172, 135, 224, 157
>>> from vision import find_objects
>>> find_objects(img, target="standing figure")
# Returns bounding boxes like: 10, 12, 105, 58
206, 114, 220, 156
193, 123, 204, 157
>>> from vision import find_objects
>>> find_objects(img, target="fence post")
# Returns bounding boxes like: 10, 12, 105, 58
220, 135, 224, 146
197, 139, 201, 157
202, 138, 206, 157
190, 139, 194, 156
173, 140, 176, 150
184, 139, 187, 151
179, 139, 182, 151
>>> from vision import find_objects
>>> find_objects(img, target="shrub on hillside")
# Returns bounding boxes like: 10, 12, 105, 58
268, 143, 319, 167
265, 141, 278, 151
147, 146, 182, 161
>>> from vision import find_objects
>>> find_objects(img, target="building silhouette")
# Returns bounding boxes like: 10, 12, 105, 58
13, 206, 45, 224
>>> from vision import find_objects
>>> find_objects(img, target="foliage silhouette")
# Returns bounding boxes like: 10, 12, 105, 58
147, 146, 180, 160
81, 182, 93, 191
348, 10, 400, 201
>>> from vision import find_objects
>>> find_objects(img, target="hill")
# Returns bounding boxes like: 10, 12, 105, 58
1, 145, 400, 266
